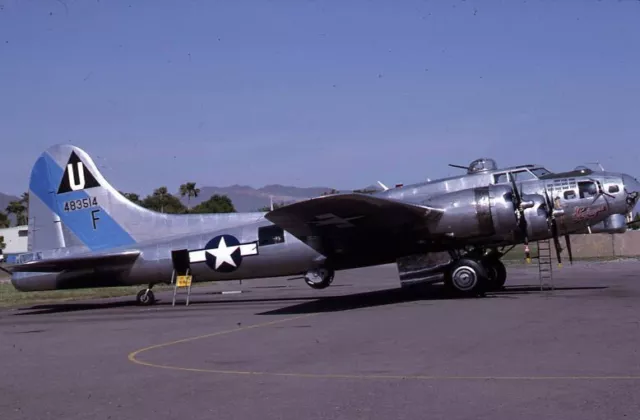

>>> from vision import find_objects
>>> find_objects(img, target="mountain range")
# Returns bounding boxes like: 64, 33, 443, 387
0, 192, 18, 213
181, 184, 339, 211
1, 184, 376, 216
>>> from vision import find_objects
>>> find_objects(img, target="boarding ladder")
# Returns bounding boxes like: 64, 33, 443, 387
535, 239, 554, 291
171, 268, 193, 306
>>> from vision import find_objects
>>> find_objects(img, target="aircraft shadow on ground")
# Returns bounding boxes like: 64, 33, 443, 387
257, 284, 609, 315
10, 295, 327, 316
11, 284, 608, 316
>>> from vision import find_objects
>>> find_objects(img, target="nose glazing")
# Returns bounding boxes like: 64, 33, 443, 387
621, 174, 640, 210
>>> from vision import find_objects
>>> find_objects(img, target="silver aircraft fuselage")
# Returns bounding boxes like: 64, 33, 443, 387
9, 150, 640, 295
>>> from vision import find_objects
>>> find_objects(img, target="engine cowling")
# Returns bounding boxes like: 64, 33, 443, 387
519, 193, 553, 241
423, 185, 551, 242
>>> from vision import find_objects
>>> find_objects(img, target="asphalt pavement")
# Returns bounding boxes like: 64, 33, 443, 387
1, 260, 640, 420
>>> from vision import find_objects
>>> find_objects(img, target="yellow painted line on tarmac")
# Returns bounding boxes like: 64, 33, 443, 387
128, 313, 640, 381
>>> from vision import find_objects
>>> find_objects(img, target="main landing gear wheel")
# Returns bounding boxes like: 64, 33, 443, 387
136, 289, 156, 306
483, 258, 507, 291
304, 267, 335, 289
444, 258, 489, 297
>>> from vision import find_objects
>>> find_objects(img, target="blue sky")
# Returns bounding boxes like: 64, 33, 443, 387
0, 0, 639, 196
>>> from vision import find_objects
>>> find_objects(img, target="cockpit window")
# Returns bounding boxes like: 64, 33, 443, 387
530, 167, 551, 177
578, 181, 598, 199
493, 170, 537, 184
511, 170, 536, 182
608, 185, 620, 194
564, 190, 576, 200
493, 173, 508, 183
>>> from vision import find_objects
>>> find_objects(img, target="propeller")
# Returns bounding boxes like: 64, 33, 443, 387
564, 234, 574, 265
508, 174, 532, 263
542, 188, 565, 267
587, 178, 615, 207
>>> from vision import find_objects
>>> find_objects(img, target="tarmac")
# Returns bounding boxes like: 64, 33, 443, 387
1, 259, 640, 420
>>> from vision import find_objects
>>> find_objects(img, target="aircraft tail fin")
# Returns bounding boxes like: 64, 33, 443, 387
27, 144, 261, 253
27, 145, 143, 253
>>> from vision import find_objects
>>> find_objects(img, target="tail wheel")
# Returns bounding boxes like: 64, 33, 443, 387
444, 258, 489, 296
136, 289, 156, 305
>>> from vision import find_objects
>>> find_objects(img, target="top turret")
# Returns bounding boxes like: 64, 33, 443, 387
467, 158, 498, 174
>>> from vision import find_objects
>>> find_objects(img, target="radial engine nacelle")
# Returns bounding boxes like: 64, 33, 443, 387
423, 184, 551, 243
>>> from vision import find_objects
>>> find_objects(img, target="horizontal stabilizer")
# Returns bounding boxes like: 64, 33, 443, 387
7, 250, 140, 273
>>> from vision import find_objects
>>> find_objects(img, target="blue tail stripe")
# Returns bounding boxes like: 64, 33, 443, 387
29, 153, 136, 251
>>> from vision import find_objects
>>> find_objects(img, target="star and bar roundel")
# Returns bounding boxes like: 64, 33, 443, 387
188, 234, 258, 273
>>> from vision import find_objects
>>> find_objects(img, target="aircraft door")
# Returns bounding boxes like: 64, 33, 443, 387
171, 249, 191, 276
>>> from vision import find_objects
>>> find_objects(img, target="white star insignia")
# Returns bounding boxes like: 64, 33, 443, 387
207, 236, 238, 269
188, 236, 258, 270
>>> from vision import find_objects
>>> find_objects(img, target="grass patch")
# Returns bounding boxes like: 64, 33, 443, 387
0, 284, 144, 308
0, 282, 214, 308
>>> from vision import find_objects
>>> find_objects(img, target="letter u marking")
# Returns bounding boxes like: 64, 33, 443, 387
68, 162, 86, 191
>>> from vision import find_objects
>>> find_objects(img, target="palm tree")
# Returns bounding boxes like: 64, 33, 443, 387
153, 187, 170, 213
179, 182, 200, 209
6, 201, 27, 226
0, 212, 10, 228
20, 192, 29, 223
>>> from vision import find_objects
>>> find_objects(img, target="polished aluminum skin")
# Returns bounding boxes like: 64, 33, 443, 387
8, 149, 640, 294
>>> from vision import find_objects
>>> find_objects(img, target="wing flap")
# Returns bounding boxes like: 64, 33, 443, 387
6, 250, 141, 273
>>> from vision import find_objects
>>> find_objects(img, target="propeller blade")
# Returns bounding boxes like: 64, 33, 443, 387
543, 188, 554, 213
543, 187, 561, 266
552, 232, 562, 267
509, 175, 531, 262
509, 173, 522, 204
564, 234, 573, 265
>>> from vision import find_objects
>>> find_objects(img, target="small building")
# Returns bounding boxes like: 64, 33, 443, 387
0, 225, 28, 263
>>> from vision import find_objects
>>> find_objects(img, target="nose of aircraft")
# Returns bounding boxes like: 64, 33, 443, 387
621, 173, 640, 210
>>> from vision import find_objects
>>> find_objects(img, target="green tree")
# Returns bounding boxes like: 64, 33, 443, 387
141, 187, 187, 214
120, 191, 142, 205
20, 191, 29, 209
190, 194, 235, 213
0, 212, 9, 228
179, 182, 200, 209
257, 200, 286, 212
0, 235, 5, 250
6, 200, 27, 226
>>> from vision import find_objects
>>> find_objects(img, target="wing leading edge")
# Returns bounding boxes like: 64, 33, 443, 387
264, 193, 443, 263
6, 250, 141, 273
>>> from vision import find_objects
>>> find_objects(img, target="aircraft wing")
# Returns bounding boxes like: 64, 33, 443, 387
6, 250, 141, 273
264, 193, 443, 264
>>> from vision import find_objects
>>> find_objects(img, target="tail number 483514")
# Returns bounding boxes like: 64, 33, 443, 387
63, 197, 98, 212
